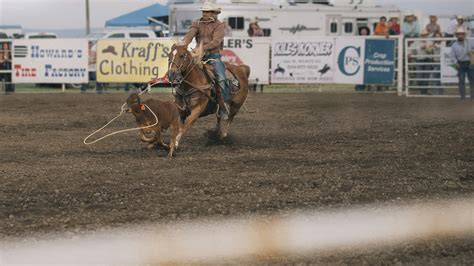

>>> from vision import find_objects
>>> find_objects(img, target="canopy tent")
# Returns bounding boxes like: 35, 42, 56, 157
105, 3, 169, 28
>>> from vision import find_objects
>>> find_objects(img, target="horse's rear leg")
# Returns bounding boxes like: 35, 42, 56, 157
168, 121, 179, 158
220, 104, 241, 139
175, 106, 204, 149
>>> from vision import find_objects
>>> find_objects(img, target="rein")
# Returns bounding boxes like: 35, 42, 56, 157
169, 48, 216, 103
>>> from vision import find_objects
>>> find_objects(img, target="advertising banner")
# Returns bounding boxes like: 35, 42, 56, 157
440, 46, 461, 83
222, 37, 270, 84
96, 39, 175, 83
363, 39, 395, 85
12, 39, 88, 83
334, 38, 365, 84
271, 38, 336, 83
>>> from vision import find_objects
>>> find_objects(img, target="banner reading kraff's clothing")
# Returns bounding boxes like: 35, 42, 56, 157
12, 39, 88, 83
97, 39, 175, 83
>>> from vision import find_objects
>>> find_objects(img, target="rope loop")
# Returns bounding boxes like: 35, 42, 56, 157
83, 87, 159, 145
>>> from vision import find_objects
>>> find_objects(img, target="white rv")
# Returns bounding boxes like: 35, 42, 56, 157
168, 0, 402, 37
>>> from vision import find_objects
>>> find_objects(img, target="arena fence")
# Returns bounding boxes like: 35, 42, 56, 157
1, 197, 472, 264
1, 36, 405, 94
4, 36, 472, 98
404, 37, 474, 98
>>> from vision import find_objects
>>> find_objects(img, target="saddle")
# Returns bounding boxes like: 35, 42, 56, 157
203, 63, 241, 93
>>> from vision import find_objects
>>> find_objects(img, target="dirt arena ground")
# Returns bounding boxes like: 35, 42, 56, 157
1, 91, 473, 264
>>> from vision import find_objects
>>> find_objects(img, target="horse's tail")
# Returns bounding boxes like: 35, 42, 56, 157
239, 64, 251, 79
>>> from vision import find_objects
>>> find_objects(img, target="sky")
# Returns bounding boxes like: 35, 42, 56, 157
0, 0, 473, 31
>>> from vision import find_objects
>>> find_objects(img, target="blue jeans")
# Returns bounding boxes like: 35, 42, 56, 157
430, 64, 443, 95
457, 61, 474, 99
204, 53, 229, 102
417, 58, 431, 95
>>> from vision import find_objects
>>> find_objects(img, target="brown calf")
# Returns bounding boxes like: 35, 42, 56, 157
125, 93, 180, 158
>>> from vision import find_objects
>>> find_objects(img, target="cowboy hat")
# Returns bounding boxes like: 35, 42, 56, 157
199, 2, 221, 14
249, 18, 259, 24
456, 15, 464, 20
455, 28, 466, 34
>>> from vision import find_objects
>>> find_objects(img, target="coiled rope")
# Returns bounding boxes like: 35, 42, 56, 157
83, 86, 159, 145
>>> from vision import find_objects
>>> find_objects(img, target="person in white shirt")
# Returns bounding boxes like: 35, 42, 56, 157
449, 28, 474, 100
447, 15, 470, 37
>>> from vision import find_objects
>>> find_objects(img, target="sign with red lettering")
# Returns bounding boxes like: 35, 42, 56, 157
12, 39, 88, 83
222, 37, 270, 84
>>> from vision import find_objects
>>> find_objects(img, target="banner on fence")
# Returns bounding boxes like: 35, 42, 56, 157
96, 39, 174, 83
363, 39, 395, 85
271, 38, 395, 85
334, 38, 365, 84
271, 38, 336, 83
12, 39, 88, 83
440, 46, 461, 83
222, 37, 270, 84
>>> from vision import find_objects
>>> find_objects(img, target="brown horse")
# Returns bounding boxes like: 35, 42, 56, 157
167, 44, 250, 148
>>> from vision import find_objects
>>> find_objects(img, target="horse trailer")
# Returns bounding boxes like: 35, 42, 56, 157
168, 0, 402, 37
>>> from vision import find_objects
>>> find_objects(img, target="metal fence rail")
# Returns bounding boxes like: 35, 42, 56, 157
404, 37, 472, 98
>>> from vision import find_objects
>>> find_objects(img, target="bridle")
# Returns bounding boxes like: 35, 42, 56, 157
168, 46, 215, 104
168, 47, 196, 84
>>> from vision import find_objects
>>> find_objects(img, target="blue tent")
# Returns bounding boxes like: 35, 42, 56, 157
105, 3, 168, 27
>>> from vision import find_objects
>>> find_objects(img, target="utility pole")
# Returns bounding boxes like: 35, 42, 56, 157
85, 0, 90, 35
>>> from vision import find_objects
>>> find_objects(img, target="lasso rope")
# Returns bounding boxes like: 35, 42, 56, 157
83, 86, 160, 145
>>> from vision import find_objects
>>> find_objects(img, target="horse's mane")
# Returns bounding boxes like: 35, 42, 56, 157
190, 42, 204, 66
172, 42, 204, 69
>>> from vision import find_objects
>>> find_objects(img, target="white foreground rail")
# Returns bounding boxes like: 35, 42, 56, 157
1, 197, 473, 264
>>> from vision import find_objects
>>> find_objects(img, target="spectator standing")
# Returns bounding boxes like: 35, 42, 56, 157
425, 15, 441, 36
374, 16, 389, 36
81, 41, 103, 93
358, 26, 370, 36
247, 20, 264, 37
355, 26, 371, 92
446, 16, 458, 37
454, 16, 471, 37
449, 28, 474, 100
413, 30, 432, 95
388, 17, 401, 35
402, 12, 420, 38
430, 32, 444, 95
0, 41, 14, 94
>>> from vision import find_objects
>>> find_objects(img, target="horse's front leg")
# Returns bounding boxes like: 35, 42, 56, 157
213, 115, 222, 137
175, 105, 204, 149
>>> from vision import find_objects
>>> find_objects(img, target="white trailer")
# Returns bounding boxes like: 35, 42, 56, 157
169, 0, 402, 37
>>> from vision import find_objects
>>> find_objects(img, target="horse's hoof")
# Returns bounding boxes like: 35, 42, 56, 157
161, 144, 170, 151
